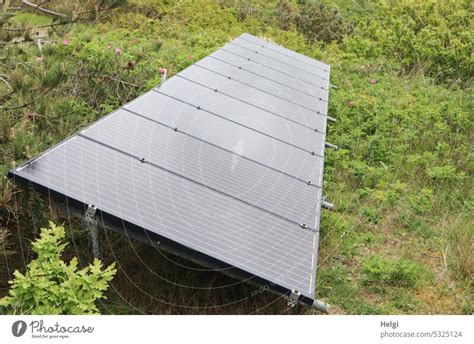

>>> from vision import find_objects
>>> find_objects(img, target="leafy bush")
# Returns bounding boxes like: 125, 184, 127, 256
343, 0, 473, 83
360, 207, 382, 224
427, 165, 466, 184
0, 222, 116, 315
362, 256, 430, 288
296, 1, 353, 43
317, 266, 384, 314
409, 188, 433, 215
275, 0, 297, 31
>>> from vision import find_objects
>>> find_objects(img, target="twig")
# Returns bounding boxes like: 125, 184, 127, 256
0, 40, 36, 46
2, 21, 72, 32
21, 1, 68, 19
0, 92, 14, 105
0, 74, 12, 89
0, 86, 55, 110
104, 75, 139, 88
442, 246, 449, 271
415, 246, 441, 259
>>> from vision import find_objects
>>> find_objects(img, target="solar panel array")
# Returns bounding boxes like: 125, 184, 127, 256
10, 33, 331, 300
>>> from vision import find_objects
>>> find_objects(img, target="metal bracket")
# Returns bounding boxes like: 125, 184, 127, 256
287, 289, 301, 307
321, 197, 335, 210
83, 204, 98, 226
299, 223, 317, 233
325, 142, 339, 150
82, 204, 100, 259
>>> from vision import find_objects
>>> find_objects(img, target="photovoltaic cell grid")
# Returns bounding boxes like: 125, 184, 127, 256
9, 33, 331, 300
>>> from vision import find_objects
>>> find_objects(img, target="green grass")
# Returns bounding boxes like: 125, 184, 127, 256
1, 0, 472, 314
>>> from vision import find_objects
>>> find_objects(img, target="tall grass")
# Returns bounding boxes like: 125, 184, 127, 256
447, 215, 473, 281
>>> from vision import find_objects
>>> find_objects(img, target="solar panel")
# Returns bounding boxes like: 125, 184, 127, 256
9, 33, 332, 311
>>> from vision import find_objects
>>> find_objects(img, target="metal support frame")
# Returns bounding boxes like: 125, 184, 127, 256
82, 204, 100, 259
321, 196, 335, 211
287, 289, 301, 307
311, 299, 330, 313
325, 142, 339, 150
15, 177, 332, 314
287, 289, 330, 313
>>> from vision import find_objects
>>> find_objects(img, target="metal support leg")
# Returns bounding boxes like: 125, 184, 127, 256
311, 299, 330, 313
325, 142, 339, 150
287, 289, 331, 313
321, 196, 335, 210
322, 200, 335, 210
82, 204, 100, 259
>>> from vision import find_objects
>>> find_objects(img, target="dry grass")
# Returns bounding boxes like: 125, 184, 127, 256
446, 215, 473, 281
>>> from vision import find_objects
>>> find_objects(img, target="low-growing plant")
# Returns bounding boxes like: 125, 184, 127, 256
343, 0, 473, 84
409, 188, 433, 215
427, 165, 466, 184
275, 0, 297, 31
0, 222, 116, 315
360, 207, 382, 224
390, 290, 419, 313
317, 266, 383, 314
296, 1, 353, 43
362, 256, 430, 288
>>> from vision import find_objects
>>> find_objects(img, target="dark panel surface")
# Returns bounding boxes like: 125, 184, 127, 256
232, 37, 329, 79
197, 56, 328, 107
157, 76, 326, 152
9, 33, 331, 300
239, 33, 330, 71
81, 109, 321, 225
124, 91, 325, 184
210, 49, 327, 97
14, 136, 319, 296
222, 43, 327, 88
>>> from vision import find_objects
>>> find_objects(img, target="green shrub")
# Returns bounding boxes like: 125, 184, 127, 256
275, 0, 297, 31
409, 188, 433, 215
360, 207, 382, 224
390, 290, 419, 312
235, 0, 261, 21
296, 1, 353, 43
318, 266, 383, 314
363, 256, 430, 288
427, 165, 466, 184
0, 222, 116, 315
343, 0, 473, 83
